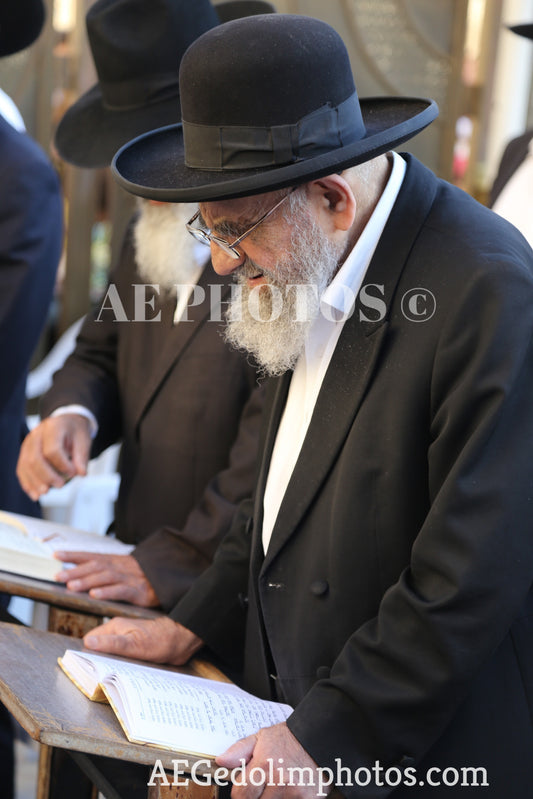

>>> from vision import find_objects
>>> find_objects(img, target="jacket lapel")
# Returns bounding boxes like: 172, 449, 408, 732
260, 315, 389, 570
249, 373, 292, 575
132, 263, 229, 429
259, 154, 440, 568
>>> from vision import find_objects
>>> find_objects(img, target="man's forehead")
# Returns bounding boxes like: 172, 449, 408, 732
199, 192, 279, 227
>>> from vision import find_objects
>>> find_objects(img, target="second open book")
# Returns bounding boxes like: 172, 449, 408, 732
0, 510, 133, 582
58, 649, 292, 758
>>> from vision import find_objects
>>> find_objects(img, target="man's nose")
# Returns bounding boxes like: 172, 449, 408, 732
210, 242, 245, 275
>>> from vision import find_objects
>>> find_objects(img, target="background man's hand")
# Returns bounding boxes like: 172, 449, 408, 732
54, 552, 159, 607
16, 414, 91, 501
217, 722, 327, 799
83, 616, 204, 665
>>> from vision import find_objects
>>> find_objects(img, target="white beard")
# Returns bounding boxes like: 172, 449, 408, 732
224, 195, 342, 377
133, 199, 201, 291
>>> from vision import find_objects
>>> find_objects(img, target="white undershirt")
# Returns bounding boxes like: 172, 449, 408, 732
492, 139, 533, 248
262, 151, 406, 553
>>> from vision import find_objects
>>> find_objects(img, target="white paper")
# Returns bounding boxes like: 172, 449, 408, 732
0, 510, 134, 581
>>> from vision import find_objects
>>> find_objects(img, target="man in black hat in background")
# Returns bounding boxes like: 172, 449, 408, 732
17, 0, 275, 614
83, 14, 533, 797
16, 3, 270, 798
0, 1, 63, 796
490, 22, 533, 247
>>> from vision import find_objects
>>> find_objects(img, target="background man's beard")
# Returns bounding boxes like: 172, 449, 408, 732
224, 198, 342, 377
133, 199, 200, 290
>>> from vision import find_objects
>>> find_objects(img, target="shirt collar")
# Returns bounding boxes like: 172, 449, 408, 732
320, 151, 406, 320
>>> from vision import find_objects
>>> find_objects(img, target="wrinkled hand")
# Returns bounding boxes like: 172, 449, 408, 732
217, 723, 328, 799
54, 552, 159, 607
17, 414, 91, 501
83, 616, 203, 666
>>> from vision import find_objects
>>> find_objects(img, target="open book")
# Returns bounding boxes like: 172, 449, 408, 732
0, 510, 134, 582
58, 649, 292, 758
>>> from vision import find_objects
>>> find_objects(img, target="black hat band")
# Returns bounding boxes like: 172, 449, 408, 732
182, 92, 366, 171
101, 72, 180, 112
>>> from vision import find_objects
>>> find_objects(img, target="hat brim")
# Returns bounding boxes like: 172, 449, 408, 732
54, 84, 181, 168
509, 23, 533, 40
112, 97, 438, 201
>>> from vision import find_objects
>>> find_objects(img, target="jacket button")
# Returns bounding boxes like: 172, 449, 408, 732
316, 666, 331, 679
310, 580, 329, 596
267, 582, 285, 590
244, 518, 253, 536
238, 592, 248, 609
399, 755, 415, 768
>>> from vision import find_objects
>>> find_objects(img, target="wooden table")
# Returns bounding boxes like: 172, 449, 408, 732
0, 622, 220, 799
0, 569, 162, 636
0, 570, 165, 797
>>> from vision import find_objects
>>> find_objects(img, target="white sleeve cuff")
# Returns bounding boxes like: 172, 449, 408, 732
50, 405, 98, 439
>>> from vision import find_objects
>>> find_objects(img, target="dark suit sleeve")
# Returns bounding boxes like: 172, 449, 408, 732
39, 308, 122, 455
287, 255, 533, 788
170, 496, 254, 672
0, 129, 62, 411
133, 384, 265, 611
38, 229, 137, 455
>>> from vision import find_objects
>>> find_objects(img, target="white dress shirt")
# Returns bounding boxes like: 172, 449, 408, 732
262, 152, 406, 553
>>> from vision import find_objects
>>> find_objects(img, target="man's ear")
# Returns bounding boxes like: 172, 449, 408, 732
306, 174, 356, 233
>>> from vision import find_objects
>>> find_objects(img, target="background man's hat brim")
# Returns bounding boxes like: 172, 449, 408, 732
54, 0, 276, 168
509, 23, 533, 40
0, 0, 45, 57
112, 96, 438, 202
54, 83, 181, 169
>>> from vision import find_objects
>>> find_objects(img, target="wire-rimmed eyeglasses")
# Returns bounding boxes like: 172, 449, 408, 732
185, 188, 295, 260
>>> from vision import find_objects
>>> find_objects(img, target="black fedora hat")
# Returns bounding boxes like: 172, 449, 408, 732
54, 0, 276, 168
112, 14, 438, 202
509, 23, 533, 40
216, 1, 276, 23
0, 0, 45, 57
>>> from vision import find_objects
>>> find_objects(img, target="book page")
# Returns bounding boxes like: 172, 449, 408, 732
58, 650, 128, 701
0, 516, 62, 581
0, 519, 51, 558
106, 663, 292, 756
59, 651, 292, 757
0, 511, 134, 557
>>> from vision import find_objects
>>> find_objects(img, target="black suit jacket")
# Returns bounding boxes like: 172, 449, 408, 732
174, 155, 533, 796
0, 115, 62, 517
41, 226, 262, 610
489, 129, 533, 207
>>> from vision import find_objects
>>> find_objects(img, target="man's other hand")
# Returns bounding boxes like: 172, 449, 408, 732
55, 552, 159, 607
83, 616, 204, 666
17, 414, 91, 501
217, 722, 328, 799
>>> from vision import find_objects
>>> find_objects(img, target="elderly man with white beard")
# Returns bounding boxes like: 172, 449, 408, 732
80, 13, 533, 799
220, 187, 350, 378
